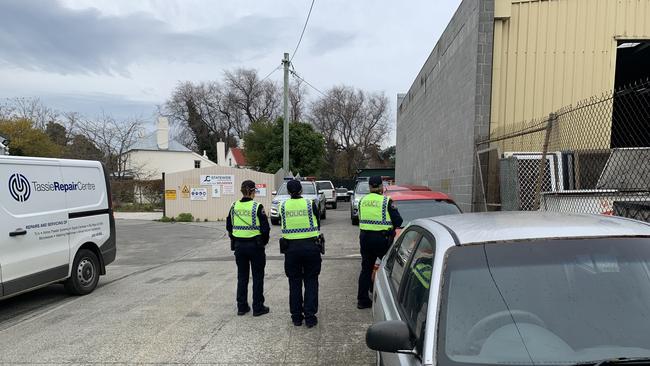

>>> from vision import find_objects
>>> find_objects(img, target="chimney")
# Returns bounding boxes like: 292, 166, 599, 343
217, 141, 226, 166
156, 117, 169, 150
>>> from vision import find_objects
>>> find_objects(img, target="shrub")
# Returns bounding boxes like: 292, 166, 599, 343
176, 213, 194, 222
159, 216, 173, 223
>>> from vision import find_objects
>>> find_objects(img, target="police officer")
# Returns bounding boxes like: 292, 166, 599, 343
280, 179, 323, 328
226, 180, 271, 316
356, 175, 403, 309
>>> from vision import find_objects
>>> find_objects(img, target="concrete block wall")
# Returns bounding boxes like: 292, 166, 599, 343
396, 0, 494, 212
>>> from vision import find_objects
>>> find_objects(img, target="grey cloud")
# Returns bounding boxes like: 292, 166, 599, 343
307, 28, 356, 56
0, 1, 296, 75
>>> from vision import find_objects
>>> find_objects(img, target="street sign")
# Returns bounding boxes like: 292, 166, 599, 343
181, 185, 190, 198
255, 183, 267, 197
190, 188, 207, 201
165, 189, 177, 200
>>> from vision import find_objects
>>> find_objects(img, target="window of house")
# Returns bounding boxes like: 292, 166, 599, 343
194, 160, 201, 169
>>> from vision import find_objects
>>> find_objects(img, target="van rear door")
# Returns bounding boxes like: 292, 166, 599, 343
0, 158, 70, 296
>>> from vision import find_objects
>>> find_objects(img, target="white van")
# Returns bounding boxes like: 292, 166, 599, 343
0, 156, 116, 299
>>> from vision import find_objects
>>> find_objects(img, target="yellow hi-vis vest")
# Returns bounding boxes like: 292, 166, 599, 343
231, 200, 262, 238
359, 193, 393, 231
280, 198, 320, 240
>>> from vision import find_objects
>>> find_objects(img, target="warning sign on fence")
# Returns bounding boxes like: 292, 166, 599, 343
165, 190, 177, 200
181, 185, 190, 198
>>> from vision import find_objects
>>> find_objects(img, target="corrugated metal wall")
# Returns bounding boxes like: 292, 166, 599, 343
164, 166, 276, 221
491, 0, 650, 139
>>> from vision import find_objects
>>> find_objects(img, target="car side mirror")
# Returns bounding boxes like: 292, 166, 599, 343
272, 191, 277, 196
366, 320, 416, 354
318, 190, 323, 194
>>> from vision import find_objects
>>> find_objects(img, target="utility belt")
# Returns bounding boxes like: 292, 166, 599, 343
231, 236, 266, 251
360, 229, 395, 243
279, 234, 325, 255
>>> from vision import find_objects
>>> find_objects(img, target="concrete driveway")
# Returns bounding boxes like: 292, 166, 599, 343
0, 202, 375, 365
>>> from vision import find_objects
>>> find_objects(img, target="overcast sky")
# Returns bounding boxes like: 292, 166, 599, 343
0, 0, 462, 141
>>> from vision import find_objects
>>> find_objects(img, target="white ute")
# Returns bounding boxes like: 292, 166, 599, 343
0, 156, 116, 299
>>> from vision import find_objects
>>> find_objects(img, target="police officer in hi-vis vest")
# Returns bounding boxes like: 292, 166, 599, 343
279, 179, 324, 328
226, 180, 271, 317
356, 175, 403, 309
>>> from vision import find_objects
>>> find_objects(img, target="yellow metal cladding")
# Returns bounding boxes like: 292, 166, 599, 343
491, 0, 650, 139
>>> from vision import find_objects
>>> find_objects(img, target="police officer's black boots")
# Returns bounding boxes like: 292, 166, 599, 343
253, 305, 270, 317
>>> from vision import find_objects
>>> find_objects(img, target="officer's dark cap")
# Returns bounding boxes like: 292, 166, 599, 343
241, 180, 256, 191
368, 176, 383, 188
287, 179, 302, 194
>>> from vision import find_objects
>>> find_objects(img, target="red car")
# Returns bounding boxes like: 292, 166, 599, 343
385, 190, 462, 237
383, 184, 433, 193
372, 190, 462, 281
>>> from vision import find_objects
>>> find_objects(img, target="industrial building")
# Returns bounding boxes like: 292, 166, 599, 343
396, 0, 650, 212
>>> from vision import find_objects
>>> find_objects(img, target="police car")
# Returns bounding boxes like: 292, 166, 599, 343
270, 178, 326, 225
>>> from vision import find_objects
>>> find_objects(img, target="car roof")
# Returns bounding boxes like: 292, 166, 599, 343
400, 185, 432, 191
412, 211, 650, 245
384, 185, 409, 192
387, 190, 452, 201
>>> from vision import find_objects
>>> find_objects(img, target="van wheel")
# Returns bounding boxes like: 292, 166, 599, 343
321, 207, 327, 220
332, 202, 338, 210
64, 249, 100, 296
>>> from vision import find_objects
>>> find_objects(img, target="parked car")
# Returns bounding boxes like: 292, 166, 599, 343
367, 212, 650, 366
0, 156, 116, 300
316, 180, 337, 209
384, 184, 432, 193
350, 180, 371, 225
386, 190, 461, 236
336, 187, 351, 202
270, 180, 326, 225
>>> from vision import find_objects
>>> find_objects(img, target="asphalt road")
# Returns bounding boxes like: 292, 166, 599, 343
0, 202, 375, 365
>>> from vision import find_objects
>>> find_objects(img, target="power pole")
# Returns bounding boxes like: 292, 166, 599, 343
282, 52, 290, 173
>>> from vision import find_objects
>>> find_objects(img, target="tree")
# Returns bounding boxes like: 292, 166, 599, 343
46, 121, 68, 146
310, 86, 390, 177
223, 68, 280, 124
75, 114, 144, 178
0, 97, 59, 129
244, 118, 325, 176
64, 134, 104, 161
0, 119, 63, 157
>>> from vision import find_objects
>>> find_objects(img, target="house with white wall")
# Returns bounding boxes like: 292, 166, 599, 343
125, 117, 216, 180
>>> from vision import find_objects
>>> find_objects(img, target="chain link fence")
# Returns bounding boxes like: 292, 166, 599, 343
475, 79, 650, 222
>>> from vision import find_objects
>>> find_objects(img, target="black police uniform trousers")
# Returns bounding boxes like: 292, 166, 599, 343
357, 230, 392, 306
284, 238, 322, 324
234, 240, 266, 313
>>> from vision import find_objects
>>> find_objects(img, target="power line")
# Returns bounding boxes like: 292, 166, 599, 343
290, 0, 315, 62
290, 69, 326, 97
259, 64, 282, 84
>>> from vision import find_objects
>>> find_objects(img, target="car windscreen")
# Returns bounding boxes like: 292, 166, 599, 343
317, 182, 333, 190
355, 181, 369, 194
393, 199, 460, 222
336, 188, 348, 193
438, 237, 650, 366
276, 182, 316, 195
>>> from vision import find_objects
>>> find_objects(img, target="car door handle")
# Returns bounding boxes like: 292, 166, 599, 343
9, 228, 27, 237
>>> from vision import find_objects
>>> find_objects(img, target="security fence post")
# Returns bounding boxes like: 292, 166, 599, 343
534, 113, 557, 210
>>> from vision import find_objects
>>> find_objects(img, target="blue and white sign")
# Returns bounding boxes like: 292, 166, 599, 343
190, 187, 208, 201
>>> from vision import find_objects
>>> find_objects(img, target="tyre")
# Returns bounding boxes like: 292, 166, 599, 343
64, 249, 100, 296
332, 202, 338, 210
352, 216, 359, 226
271, 217, 280, 226
321, 206, 327, 220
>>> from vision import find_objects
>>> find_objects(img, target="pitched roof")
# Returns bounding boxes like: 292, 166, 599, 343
128, 132, 191, 152
230, 147, 247, 166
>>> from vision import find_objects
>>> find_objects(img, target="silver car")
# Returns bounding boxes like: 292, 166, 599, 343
350, 180, 370, 225
367, 212, 650, 366
270, 181, 326, 225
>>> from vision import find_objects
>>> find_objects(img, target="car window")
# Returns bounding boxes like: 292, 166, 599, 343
317, 182, 333, 190
399, 235, 435, 354
388, 230, 421, 291
394, 200, 462, 222
355, 181, 370, 194
301, 182, 316, 194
